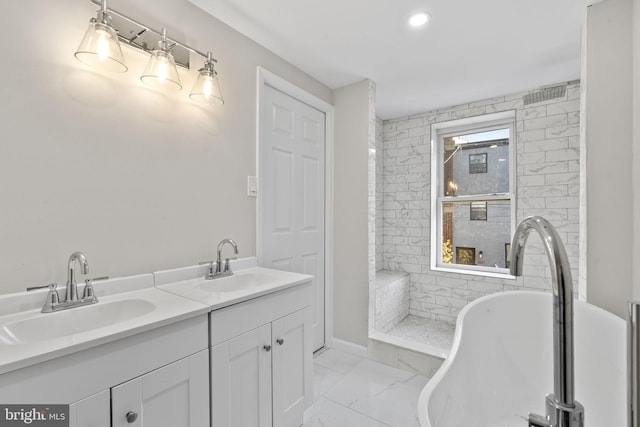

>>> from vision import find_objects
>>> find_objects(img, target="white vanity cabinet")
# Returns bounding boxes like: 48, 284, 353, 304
209, 282, 313, 427
70, 350, 208, 427
69, 390, 110, 427
111, 349, 209, 427
1, 315, 209, 427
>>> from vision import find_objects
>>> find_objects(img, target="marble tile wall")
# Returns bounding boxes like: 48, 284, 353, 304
368, 80, 377, 334
380, 82, 581, 324
374, 270, 410, 333
375, 117, 384, 272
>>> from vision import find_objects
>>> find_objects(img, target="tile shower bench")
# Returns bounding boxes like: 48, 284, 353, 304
369, 270, 455, 377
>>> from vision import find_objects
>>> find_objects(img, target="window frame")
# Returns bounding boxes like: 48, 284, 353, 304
430, 111, 517, 278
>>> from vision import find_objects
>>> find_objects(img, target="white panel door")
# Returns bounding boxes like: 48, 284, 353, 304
111, 350, 209, 427
211, 324, 273, 427
259, 84, 325, 351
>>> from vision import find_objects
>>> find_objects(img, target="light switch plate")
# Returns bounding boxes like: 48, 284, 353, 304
247, 176, 257, 197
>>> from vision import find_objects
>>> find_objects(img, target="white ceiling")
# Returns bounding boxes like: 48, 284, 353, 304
188, 0, 594, 119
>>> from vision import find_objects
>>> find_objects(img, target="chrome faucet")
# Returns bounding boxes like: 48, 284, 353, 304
510, 216, 584, 427
66, 251, 89, 302
26, 252, 106, 313
205, 239, 238, 280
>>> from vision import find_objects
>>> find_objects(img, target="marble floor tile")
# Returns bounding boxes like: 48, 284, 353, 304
323, 359, 429, 427
313, 347, 365, 375
304, 348, 429, 427
312, 362, 344, 402
303, 397, 391, 427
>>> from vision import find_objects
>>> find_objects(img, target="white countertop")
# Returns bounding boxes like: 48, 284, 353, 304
156, 263, 313, 310
0, 274, 209, 375
0, 258, 313, 375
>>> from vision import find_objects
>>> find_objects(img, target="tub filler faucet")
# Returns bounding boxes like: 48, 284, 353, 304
510, 216, 584, 427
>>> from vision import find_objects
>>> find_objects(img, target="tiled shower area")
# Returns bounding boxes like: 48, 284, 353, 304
369, 81, 583, 362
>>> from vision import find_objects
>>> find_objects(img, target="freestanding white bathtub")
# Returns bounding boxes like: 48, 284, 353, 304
418, 291, 626, 426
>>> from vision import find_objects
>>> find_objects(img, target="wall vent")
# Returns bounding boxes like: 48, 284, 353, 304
523, 85, 567, 105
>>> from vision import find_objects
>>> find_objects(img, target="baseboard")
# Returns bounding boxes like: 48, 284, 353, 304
329, 337, 368, 358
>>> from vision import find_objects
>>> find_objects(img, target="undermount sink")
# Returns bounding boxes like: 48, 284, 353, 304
198, 270, 280, 292
0, 298, 156, 345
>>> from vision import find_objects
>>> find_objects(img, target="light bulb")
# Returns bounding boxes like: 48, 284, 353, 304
157, 59, 168, 83
203, 77, 213, 99
96, 29, 111, 62
189, 54, 223, 105
75, 20, 127, 72
140, 49, 182, 91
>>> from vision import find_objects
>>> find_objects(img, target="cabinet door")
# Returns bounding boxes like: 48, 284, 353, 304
211, 324, 272, 427
111, 350, 209, 427
272, 307, 313, 427
69, 390, 110, 427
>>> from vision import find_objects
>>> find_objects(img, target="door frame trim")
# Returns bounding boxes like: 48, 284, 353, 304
255, 66, 335, 348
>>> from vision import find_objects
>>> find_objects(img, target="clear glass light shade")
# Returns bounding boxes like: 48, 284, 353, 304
189, 70, 224, 105
75, 21, 127, 73
140, 49, 182, 91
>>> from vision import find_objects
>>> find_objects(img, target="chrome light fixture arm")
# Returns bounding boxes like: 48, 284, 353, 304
88, 0, 217, 67
80, 0, 224, 103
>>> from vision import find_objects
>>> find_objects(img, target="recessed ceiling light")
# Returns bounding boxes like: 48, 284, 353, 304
409, 12, 430, 27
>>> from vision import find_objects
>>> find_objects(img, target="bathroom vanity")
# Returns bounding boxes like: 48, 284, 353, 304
208, 280, 312, 427
0, 259, 313, 427
157, 264, 313, 427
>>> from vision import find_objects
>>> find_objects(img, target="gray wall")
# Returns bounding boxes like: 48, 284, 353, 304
584, 0, 634, 317
0, 0, 331, 294
333, 80, 373, 347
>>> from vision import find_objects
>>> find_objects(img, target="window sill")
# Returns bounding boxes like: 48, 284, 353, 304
431, 265, 517, 280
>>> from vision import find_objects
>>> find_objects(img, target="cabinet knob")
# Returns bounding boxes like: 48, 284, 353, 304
276, 338, 285, 345
125, 411, 138, 423
263, 344, 272, 352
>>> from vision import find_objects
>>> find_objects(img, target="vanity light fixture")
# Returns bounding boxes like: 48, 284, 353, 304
409, 12, 430, 27
140, 29, 182, 91
189, 52, 224, 105
74, 0, 223, 106
74, 0, 127, 73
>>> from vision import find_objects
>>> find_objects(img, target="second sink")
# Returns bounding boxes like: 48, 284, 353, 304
198, 269, 279, 292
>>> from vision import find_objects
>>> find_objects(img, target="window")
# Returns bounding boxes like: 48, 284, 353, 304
430, 112, 516, 276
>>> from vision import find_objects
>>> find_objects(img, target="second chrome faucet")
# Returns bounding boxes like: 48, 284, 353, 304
205, 239, 238, 280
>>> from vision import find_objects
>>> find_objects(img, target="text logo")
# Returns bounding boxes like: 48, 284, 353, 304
0, 405, 68, 426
